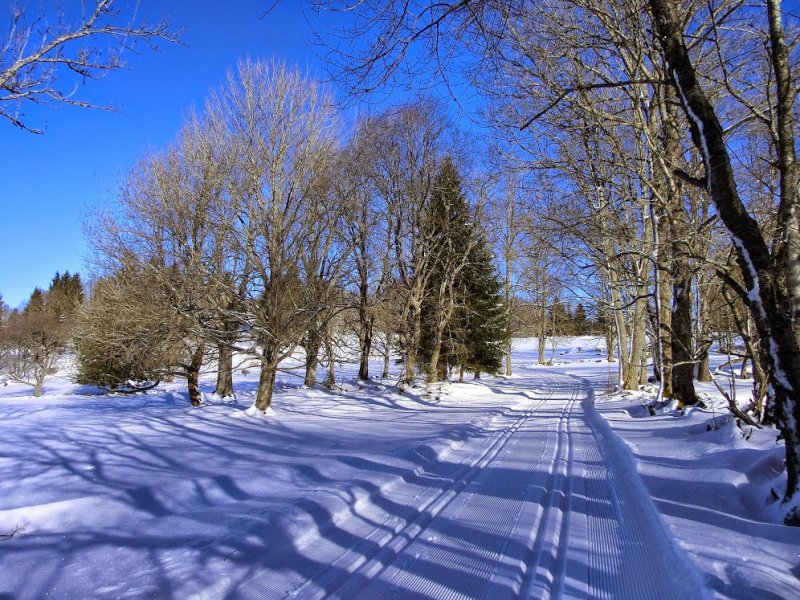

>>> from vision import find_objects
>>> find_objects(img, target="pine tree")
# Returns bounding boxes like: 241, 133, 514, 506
418, 156, 474, 380
574, 303, 588, 335
24, 288, 46, 314
418, 157, 507, 381
456, 232, 506, 378
48, 272, 84, 321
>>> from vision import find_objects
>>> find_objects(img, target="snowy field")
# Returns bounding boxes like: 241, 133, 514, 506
0, 338, 798, 598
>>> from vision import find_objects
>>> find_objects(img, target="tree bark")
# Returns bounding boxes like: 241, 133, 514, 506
696, 284, 713, 382
382, 331, 392, 379
767, 0, 800, 331
34, 372, 44, 397
605, 327, 616, 363
187, 342, 205, 407
665, 84, 699, 406
303, 328, 321, 387
671, 278, 699, 405
324, 324, 336, 388
214, 339, 234, 398
403, 300, 421, 383
254, 360, 278, 412
427, 324, 445, 383
537, 324, 547, 365
650, 0, 800, 502
655, 207, 673, 397
357, 270, 372, 380
504, 244, 514, 376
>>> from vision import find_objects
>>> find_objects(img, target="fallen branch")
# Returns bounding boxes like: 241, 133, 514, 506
1, 522, 29, 541
712, 378, 762, 429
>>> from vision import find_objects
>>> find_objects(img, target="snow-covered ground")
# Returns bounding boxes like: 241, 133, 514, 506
0, 337, 797, 598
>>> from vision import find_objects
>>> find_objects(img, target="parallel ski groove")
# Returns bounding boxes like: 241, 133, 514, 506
233, 370, 704, 600
519, 383, 576, 599
281, 388, 553, 599
583, 428, 622, 600
379, 408, 551, 599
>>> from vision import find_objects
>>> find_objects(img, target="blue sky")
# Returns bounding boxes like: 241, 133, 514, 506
0, 1, 351, 308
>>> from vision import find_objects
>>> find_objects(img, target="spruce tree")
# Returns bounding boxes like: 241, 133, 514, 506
417, 157, 507, 381
48, 272, 84, 321
418, 156, 473, 380
456, 232, 506, 378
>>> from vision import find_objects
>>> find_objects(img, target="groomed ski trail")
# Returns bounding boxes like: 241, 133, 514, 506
238, 369, 706, 599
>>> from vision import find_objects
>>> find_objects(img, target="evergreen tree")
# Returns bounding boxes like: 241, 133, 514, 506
417, 157, 507, 381
573, 303, 588, 335
456, 232, 506, 378
48, 272, 84, 321
418, 156, 474, 380
24, 288, 46, 314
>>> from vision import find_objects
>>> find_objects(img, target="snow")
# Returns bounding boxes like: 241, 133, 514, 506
730, 235, 794, 401
0, 337, 797, 598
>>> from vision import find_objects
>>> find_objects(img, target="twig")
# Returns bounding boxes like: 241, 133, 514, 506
1, 522, 29, 540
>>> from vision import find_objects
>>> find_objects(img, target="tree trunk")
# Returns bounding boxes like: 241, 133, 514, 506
696, 283, 713, 382
214, 340, 234, 398
606, 331, 616, 363
767, 0, 800, 332
663, 80, 699, 405
382, 331, 392, 379
34, 372, 44, 397
651, 0, 800, 502
324, 324, 336, 389
427, 318, 446, 383
656, 213, 673, 397
358, 280, 372, 381
187, 342, 205, 407
304, 328, 321, 387
538, 327, 547, 365
504, 255, 514, 376
672, 276, 699, 406
254, 360, 277, 412
404, 301, 421, 384
696, 347, 712, 382
623, 298, 648, 390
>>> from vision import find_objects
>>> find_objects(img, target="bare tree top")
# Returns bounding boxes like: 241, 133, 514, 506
0, 0, 178, 133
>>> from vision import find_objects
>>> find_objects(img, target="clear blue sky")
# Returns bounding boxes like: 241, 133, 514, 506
0, 1, 347, 308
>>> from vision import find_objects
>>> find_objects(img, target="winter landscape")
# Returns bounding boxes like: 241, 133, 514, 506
3, 1, 800, 599
0, 338, 797, 599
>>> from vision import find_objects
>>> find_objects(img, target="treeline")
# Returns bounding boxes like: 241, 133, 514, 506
69, 59, 505, 410
0, 273, 83, 396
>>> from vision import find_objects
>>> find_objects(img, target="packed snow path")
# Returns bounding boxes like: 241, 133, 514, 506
0, 360, 705, 599
236, 371, 701, 599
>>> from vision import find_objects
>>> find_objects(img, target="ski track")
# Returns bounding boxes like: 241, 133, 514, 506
236, 370, 704, 599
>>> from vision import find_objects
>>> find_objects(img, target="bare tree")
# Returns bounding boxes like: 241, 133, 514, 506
366, 101, 451, 385
0, 281, 79, 396
337, 117, 393, 381
649, 0, 800, 506
489, 177, 530, 376
209, 58, 341, 412
88, 109, 233, 404
0, 0, 176, 133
